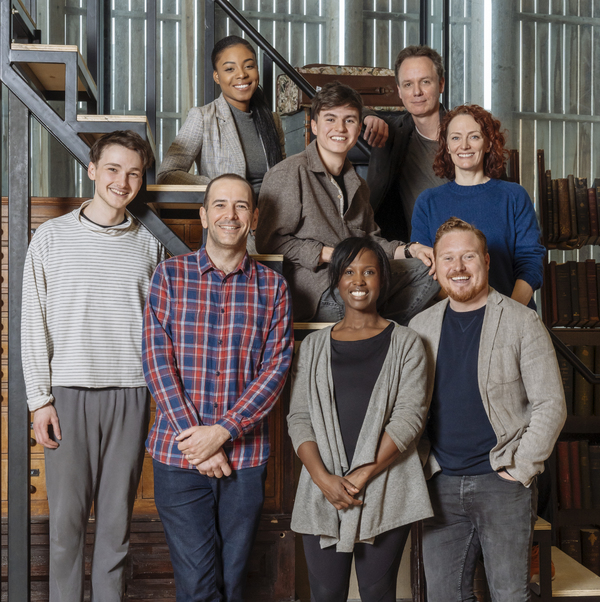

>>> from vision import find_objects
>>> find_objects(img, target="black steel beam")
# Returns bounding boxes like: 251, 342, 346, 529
7, 90, 31, 602
549, 328, 600, 385
86, 0, 104, 113
262, 53, 273, 110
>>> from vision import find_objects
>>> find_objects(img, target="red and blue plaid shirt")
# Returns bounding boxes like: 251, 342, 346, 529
143, 247, 293, 470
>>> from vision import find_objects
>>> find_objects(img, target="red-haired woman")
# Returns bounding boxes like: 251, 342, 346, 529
410, 104, 545, 308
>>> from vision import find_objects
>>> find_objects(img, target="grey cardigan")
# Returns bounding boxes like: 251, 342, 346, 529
157, 94, 285, 185
287, 323, 433, 552
409, 289, 567, 486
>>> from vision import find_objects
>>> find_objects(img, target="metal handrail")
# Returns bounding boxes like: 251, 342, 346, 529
547, 328, 600, 385
213, 0, 372, 158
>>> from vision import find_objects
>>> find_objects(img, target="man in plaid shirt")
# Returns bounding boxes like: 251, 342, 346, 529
142, 173, 293, 602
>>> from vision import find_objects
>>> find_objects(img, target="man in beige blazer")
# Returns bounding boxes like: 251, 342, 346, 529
409, 217, 566, 602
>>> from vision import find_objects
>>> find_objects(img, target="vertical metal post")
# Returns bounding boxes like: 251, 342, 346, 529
86, 0, 104, 114
146, 0, 157, 143
7, 90, 31, 602
442, 0, 449, 109
419, 0, 428, 45
204, 0, 215, 105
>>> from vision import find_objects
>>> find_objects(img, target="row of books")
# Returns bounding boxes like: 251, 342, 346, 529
560, 526, 600, 575
548, 260, 600, 327
556, 440, 600, 510
542, 173, 600, 249
558, 348, 600, 416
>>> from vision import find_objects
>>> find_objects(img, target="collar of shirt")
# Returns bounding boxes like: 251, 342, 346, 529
197, 245, 253, 280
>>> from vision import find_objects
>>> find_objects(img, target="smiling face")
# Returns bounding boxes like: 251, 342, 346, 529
446, 113, 491, 178
435, 230, 490, 310
396, 56, 444, 119
213, 43, 259, 112
200, 178, 258, 255
311, 105, 362, 169
336, 249, 382, 314
87, 144, 144, 214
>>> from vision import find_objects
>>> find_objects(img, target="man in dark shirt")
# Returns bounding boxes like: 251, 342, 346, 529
409, 218, 566, 602
367, 45, 447, 242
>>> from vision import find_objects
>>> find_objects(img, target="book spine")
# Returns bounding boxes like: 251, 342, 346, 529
589, 188, 600, 245
555, 262, 573, 326
570, 440, 582, 509
574, 346, 594, 416
557, 178, 571, 242
558, 440, 573, 509
568, 261, 580, 327
581, 528, 600, 576
553, 179, 560, 244
580, 439, 593, 509
577, 262, 590, 327
568, 173, 578, 244
549, 261, 558, 327
561, 526, 582, 563
576, 177, 591, 245
587, 260, 599, 326
588, 444, 600, 509
558, 353, 574, 415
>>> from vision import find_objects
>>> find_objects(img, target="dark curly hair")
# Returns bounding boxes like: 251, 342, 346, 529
433, 104, 508, 180
328, 237, 391, 303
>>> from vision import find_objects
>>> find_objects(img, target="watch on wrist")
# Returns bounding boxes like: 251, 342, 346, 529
404, 241, 418, 259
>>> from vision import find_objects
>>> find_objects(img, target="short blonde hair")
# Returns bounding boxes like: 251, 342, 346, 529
433, 217, 488, 256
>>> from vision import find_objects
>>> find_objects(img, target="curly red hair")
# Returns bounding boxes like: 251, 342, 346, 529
433, 104, 508, 180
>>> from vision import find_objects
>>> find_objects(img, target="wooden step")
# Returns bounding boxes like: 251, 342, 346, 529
76, 115, 156, 156
551, 546, 600, 597
10, 43, 97, 103
535, 517, 552, 531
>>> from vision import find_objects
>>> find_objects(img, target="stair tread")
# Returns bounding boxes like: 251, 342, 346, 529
551, 546, 600, 596
77, 114, 150, 123
148, 184, 208, 192
11, 43, 80, 53
535, 517, 551, 531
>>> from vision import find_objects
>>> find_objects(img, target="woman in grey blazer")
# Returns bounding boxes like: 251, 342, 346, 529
287, 237, 433, 602
157, 35, 284, 196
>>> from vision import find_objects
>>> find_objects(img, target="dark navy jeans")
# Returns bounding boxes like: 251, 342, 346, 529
423, 472, 537, 602
153, 459, 267, 602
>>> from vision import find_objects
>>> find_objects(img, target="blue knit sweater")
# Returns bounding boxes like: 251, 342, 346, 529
411, 179, 545, 306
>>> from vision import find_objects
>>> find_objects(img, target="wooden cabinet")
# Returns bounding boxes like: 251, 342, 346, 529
1, 197, 296, 601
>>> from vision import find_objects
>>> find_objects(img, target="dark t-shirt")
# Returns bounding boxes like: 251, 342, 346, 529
397, 130, 446, 238
331, 322, 394, 465
332, 173, 348, 215
427, 305, 496, 475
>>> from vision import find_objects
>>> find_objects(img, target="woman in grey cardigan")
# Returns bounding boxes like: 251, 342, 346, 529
157, 35, 284, 196
287, 237, 433, 602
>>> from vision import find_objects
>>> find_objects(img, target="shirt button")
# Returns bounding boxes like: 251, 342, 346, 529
214, 403, 218, 408
218, 340, 223, 345
216, 371, 221, 376
221, 309, 225, 314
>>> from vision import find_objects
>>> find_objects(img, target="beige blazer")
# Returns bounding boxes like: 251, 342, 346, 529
409, 288, 566, 486
157, 94, 285, 185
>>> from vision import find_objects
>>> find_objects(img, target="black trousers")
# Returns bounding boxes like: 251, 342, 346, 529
302, 524, 412, 602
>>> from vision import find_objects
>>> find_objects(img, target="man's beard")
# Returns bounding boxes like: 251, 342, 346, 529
441, 273, 488, 304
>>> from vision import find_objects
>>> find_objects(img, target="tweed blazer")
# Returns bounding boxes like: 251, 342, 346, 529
287, 323, 433, 552
255, 140, 400, 321
409, 288, 567, 487
156, 94, 285, 185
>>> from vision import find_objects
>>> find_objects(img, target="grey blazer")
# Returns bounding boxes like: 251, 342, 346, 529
409, 289, 567, 486
287, 323, 433, 552
156, 94, 285, 185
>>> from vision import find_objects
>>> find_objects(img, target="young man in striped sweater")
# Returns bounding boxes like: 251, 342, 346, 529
22, 131, 166, 602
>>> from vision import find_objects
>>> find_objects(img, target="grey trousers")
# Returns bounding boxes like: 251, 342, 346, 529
45, 386, 150, 602
312, 258, 440, 324
423, 472, 538, 602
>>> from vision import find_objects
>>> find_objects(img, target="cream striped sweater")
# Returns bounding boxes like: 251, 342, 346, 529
21, 200, 167, 411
